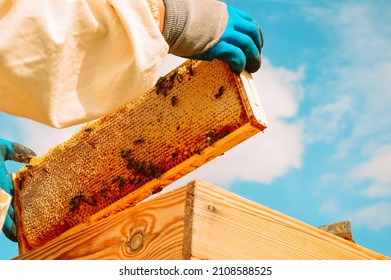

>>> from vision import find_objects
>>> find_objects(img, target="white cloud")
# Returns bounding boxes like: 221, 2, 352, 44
351, 145, 391, 198
319, 199, 339, 216
303, 2, 391, 197
303, 2, 391, 141
298, 2, 391, 234
349, 202, 391, 231
304, 95, 353, 144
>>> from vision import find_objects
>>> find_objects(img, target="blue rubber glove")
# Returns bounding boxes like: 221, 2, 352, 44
162, 0, 264, 74
190, 6, 264, 74
0, 138, 36, 242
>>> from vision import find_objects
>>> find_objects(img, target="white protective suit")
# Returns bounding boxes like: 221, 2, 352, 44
0, 0, 168, 128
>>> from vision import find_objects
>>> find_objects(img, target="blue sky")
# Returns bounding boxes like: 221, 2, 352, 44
1, 0, 391, 259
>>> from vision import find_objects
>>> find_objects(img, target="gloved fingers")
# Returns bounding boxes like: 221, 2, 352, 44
228, 6, 262, 50
7, 142, 36, 164
3, 210, 17, 242
210, 41, 246, 74
233, 19, 262, 52
223, 30, 260, 59
245, 55, 262, 73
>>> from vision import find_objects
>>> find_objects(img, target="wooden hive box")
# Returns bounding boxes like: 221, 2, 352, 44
13, 59, 268, 253
15, 180, 389, 260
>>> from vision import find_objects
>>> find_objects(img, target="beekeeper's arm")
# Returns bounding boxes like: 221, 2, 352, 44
0, 0, 262, 129
0, 0, 168, 128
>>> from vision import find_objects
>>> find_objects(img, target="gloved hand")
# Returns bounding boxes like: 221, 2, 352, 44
0, 138, 36, 242
162, 0, 264, 74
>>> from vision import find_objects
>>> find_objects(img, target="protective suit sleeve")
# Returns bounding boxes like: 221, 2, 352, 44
0, 0, 168, 128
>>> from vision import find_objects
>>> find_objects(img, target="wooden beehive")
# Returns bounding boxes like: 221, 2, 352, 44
15, 180, 389, 260
14, 59, 268, 253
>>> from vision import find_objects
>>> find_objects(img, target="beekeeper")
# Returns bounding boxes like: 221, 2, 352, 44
0, 0, 263, 241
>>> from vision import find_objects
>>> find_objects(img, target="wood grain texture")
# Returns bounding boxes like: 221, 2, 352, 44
0, 189, 11, 231
15, 186, 188, 260
14, 59, 268, 253
188, 181, 388, 260
15, 180, 389, 260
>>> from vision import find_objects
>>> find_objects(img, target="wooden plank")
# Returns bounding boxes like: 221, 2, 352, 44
15, 180, 389, 260
14, 59, 268, 253
15, 186, 188, 260
187, 181, 388, 260
0, 189, 11, 232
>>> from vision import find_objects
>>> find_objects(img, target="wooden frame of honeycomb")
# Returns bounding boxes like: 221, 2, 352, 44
14, 59, 268, 253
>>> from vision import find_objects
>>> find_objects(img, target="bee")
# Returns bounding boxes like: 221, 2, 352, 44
155, 75, 174, 96
197, 148, 202, 155
112, 175, 121, 183
155, 76, 166, 95
133, 138, 145, 144
205, 130, 216, 146
148, 162, 161, 179
177, 74, 183, 83
84, 127, 92, 132
69, 197, 80, 211
169, 70, 178, 82
220, 130, 230, 138
120, 148, 132, 159
126, 157, 135, 170
152, 187, 163, 195
85, 195, 98, 207
88, 139, 97, 149
100, 183, 108, 199
172, 152, 178, 158
206, 136, 214, 147
118, 178, 126, 190
69, 191, 85, 211
171, 96, 178, 107
18, 173, 26, 191
188, 64, 194, 76
214, 86, 224, 99
133, 178, 141, 185
132, 160, 147, 176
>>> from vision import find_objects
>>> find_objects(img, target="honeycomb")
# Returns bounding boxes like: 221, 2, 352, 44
14, 59, 267, 252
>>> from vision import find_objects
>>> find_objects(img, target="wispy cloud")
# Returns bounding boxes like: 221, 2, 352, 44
303, 2, 391, 139
304, 95, 353, 144
303, 1, 391, 198
352, 144, 391, 198
348, 202, 391, 231
297, 1, 391, 232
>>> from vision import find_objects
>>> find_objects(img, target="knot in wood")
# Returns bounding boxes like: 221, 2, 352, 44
129, 231, 145, 252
